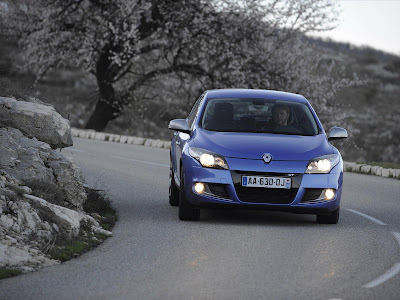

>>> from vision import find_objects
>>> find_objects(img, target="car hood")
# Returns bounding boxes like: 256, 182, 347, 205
192, 129, 333, 161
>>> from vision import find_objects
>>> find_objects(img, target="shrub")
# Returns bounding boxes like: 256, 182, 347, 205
23, 179, 66, 206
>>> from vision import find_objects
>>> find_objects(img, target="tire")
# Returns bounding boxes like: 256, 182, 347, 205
316, 207, 340, 224
178, 167, 200, 221
169, 159, 179, 206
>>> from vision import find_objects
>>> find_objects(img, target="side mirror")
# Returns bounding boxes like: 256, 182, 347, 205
168, 119, 191, 134
328, 127, 348, 141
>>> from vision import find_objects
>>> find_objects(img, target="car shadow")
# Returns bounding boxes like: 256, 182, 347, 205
198, 208, 317, 227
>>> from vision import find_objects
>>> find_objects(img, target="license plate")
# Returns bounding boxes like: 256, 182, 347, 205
242, 176, 291, 189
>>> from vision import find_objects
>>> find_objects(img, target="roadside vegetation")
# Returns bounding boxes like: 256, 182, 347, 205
48, 188, 117, 262
0, 267, 22, 280
365, 162, 400, 169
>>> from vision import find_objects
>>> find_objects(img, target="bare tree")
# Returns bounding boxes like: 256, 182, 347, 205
2, 0, 347, 131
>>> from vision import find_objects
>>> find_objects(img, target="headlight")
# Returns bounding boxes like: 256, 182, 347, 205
305, 154, 340, 174
189, 147, 229, 170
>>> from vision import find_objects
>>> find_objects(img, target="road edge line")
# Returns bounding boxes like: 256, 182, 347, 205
346, 209, 386, 226
362, 263, 400, 288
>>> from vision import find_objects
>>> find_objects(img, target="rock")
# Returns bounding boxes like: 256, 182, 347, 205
351, 164, 362, 172
5, 235, 17, 245
15, 200, 43, 235
144, 139, 153, 147
52, 223, 59, 233
112, 135, 121, 142
0, 96, 114, 273
23, 194, 101, 238
78, 130, 87, 138
92, 227, 113, 237
131, 137, 145, 145
0, 128, 86, 208
0, 128, 56, 182
0, 242, 58, 269
388, 169, 396, 178
375, 167, 383, 176
86, 130, 96, 139
90, 213, 103, 222
163, 141, 171, 149
153, 140, 164, 148
0, 97, 73, 149
371, 166, 379, 175
361, 165, 371, 174
46, 150, 87, 208
94, 132, 105, 141
381, 168, 390, 177
70, 128, 80, 137
41, 221, 51, 231
19, 186, 32, 195
120, 135, 128, 143
23, 194, 81, 237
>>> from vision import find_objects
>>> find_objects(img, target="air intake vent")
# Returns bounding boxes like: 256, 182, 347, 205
301, 189, 325, 203
207, 183, 230, 199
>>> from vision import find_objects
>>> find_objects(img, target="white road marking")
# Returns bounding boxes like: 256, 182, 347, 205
346, 209, 387, 226
363, 263, 400, 288
111, 155, 169, 167
392, 232, 400, 248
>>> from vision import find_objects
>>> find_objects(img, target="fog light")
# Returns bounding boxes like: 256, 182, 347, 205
325, 189, 335, 200
194, 182, 205, 194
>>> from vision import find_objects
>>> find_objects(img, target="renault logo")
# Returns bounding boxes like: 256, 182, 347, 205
262, 153, 272, 163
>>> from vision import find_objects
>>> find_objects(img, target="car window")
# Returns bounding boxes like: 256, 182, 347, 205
201, 98, 319, 136
187, 93, 205, 128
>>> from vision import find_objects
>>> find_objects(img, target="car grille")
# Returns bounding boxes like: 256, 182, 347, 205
231, 171, 302, 204
234, 186, 298, 204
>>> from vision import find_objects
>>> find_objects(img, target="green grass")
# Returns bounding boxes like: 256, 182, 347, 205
49, 233, 108, 262
83, 189, 118, 230
0, 267, 22, 280
23, 179, 66, 206
366, 162, 400, 169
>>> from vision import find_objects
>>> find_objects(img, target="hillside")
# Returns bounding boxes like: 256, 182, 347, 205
1, 33, 399, 163
309, 37, 400, 163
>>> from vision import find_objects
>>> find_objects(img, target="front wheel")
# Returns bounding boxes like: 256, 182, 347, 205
179, 168, 200, 221
316, 207, 340, 224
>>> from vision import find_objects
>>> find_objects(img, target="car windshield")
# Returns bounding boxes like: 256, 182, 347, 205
200, 98, 320, 136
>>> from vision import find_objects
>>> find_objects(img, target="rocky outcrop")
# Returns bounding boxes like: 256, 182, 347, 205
0, 128, 86, 208
0, 173, 58, 271
0, 173, 111, 272
23, 194, 111, 238
0, 97, 73, 149
0, 96, 111, 273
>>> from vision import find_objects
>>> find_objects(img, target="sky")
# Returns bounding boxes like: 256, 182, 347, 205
310, 0, 400, 55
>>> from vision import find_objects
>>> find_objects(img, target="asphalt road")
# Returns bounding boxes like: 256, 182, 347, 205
1, 137, 400, 300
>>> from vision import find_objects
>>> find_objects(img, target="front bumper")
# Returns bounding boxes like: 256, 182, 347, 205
182, 154, 343, 215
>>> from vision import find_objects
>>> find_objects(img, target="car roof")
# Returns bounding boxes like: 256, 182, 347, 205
205, 89, 308, 104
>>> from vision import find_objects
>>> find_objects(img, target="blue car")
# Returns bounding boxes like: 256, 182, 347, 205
168, 89, 347, 224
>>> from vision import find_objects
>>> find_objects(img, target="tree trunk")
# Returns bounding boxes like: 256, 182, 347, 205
85, 98, 120, 131
85, 50, 121, 131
